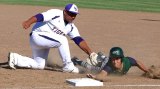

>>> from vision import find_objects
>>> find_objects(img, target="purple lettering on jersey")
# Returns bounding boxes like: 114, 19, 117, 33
52, 27, 65, 36
52, 16, 60, 20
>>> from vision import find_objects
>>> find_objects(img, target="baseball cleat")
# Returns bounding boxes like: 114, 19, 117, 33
63, 62, 79, 73
63, 66, 79, 73
8, 52, 16, 69
71, 66, 79, 73
71, 57, 82, 65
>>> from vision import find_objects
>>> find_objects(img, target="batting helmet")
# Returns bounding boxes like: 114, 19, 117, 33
109, 47, 124, 59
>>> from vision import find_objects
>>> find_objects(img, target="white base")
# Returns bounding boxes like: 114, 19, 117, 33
66, 78, 103, 87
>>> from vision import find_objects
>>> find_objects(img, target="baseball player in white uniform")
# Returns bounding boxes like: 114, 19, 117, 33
8, 4, 98, 73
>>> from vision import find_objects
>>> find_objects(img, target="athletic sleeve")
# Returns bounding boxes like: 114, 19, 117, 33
35, 13, 44, 22
127, 57, 138, 66
102, 65, 113, 73
72, 36, 84, 46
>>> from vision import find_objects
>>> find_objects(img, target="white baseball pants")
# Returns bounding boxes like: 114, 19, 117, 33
14, 31, 74, 69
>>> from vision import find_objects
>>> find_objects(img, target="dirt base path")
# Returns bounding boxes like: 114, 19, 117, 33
0, 4, 160, 89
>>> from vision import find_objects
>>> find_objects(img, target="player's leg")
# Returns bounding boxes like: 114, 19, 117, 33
31, 31, 79, 73
57, 35, 79, 73
71, 57, 101, 72
8, 52, 46, 69
30, 45, 49, 69
71, 52, 109, 73
8, 32, 51, 69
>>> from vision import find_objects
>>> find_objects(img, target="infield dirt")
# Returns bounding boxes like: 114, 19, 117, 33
0, 4, 160, 89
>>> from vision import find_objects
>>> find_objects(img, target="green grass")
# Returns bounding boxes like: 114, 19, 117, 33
0, 0, 160, 13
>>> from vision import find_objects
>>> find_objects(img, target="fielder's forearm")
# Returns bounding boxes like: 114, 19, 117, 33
79, 40, 92, 56
22, 16, 37, 29
26, 16, 37, 25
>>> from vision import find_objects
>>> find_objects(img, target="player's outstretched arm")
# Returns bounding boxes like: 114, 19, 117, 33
72, 57, 102, 72
72, 37, 98, 65
78, 40, 92, 55
78, 40, 99, 65
136, 60, 148, 73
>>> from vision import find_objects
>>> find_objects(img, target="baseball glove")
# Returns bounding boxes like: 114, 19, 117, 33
86, 52, 98, 66
145, 65, 160, 79
86, 52, 108, 67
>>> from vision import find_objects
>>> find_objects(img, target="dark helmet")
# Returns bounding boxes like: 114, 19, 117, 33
109, 47, 124, 59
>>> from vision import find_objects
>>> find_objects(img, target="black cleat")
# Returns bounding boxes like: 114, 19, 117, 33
71, 57, 82, 65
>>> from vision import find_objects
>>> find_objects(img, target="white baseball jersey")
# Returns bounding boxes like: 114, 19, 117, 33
14, 9, 81, 70
32, 9, 80, 39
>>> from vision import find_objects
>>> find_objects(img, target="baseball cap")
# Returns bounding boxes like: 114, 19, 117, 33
65, 4, 79, 14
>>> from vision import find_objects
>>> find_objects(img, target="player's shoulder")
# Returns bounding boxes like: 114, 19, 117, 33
125, 56, 137, 63
42, 9, 63, 17
47, 9, 63, 13
126, 56, 135, 60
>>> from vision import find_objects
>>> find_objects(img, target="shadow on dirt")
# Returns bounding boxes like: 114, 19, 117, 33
0, 61, 9, 69
0, 61, 87, 74
141, 19, 160, 22
0, 61, 63, 72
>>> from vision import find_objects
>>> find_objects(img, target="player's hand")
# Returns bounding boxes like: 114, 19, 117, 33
144, 65, 160, 79
22, 21, 30, 29
86, 52, 98, 66
22, 16, 37, 29
86, 74, 96, 79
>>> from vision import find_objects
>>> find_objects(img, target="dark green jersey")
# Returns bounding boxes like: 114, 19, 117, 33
103, 57, 138, 75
